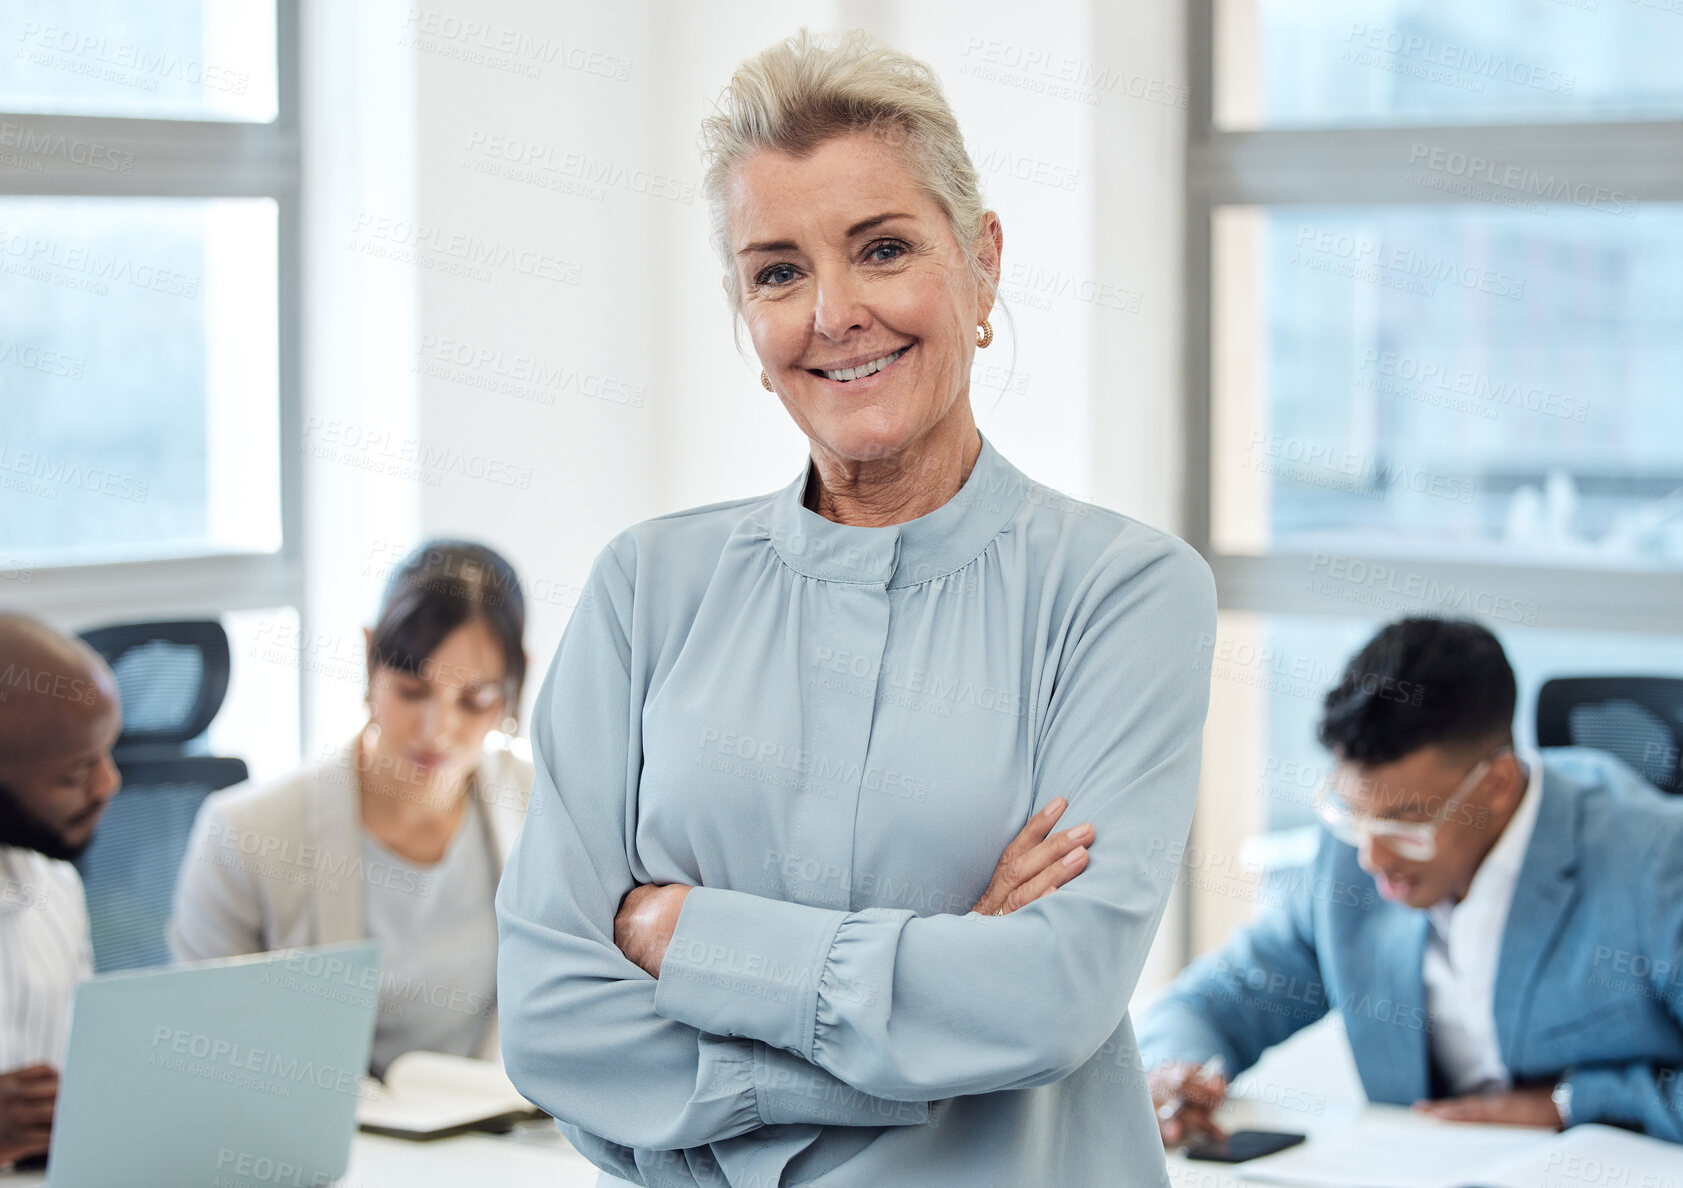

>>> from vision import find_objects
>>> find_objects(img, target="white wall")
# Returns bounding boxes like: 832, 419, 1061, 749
300, 0, 421, 755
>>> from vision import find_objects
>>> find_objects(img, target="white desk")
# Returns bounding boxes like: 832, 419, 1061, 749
1165, 1098, 1683, 1188
1166, 1097, 1384, 1188
1, 1121, 602, 1187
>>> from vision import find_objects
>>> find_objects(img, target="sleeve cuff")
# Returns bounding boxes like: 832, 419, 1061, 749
1136, 1005, 1241, 1080
1563, 1066, 1626, 1128
752, 1044, 927, 1128
655, 886, 844, 1057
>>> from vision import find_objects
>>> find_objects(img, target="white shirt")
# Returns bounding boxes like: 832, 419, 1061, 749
1422, 754, 1544, 1096
0, 845, 93, 1073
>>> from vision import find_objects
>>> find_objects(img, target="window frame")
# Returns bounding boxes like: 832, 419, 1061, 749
1183, 0, 1683, 631
0, 1, 301, 625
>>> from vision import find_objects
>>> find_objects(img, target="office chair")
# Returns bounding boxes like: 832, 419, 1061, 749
1535, 676, 1683, 796
75, 620, 250, 971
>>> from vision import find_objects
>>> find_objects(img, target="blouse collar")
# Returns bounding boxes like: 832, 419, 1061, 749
767, 433, 1028, 588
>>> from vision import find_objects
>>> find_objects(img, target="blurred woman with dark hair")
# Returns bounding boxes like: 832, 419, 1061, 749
170, 540, 533, 1075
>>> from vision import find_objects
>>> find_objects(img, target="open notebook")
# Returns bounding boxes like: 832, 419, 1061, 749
358, 1052, 545, 1140
1238, 1116, 1680, 1188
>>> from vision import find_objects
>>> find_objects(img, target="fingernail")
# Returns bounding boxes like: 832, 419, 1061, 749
1043, 798, 1065, 817
1068, 823, 1093, 843
1062, 845, 1087, 867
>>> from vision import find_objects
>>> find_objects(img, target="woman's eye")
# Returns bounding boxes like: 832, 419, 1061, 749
867, 240, 906, 263
756, 263, 798, 287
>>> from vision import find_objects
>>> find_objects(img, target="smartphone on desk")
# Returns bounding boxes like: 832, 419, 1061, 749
1178, 1129, 1306, 1163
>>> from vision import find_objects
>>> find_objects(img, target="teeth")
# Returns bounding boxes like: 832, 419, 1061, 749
820, 349, 904, 382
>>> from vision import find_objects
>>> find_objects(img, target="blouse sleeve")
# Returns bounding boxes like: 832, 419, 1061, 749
169, 794, 268, 962
494, 546, 929, 1153
652, 535, 1216, 1101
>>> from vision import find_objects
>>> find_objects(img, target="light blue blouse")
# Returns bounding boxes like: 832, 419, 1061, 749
496, 435, 1216, 1187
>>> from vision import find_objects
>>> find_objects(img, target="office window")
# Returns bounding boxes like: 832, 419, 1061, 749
1187, 0, 1683, 942
0, 196, 281, 565
0, 2, 296, 610
1212, 204, 1683, 569
0, 0, 277, 123
1215, 0, 1683, 129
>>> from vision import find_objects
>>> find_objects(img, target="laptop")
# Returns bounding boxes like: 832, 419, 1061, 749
44, 941, 381, 1188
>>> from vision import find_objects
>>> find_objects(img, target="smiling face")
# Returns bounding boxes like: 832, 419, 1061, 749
729, 132, 1001, 472
0, 663, 122, 861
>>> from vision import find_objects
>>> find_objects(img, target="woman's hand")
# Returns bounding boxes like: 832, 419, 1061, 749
971, 797, 1093, 916
614, 883, 692, 977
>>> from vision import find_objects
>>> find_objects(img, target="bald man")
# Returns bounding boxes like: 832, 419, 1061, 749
0, 613, 121, 1167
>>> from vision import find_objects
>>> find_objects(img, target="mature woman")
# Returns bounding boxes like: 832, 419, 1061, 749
497, 31, 1215, 1187
172, 541, 533, 1077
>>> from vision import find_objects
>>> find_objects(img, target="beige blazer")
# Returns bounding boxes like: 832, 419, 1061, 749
168, 735, 534, 1060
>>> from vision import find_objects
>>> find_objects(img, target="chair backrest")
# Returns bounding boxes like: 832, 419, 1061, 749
75, 620, 248, 970
1535, 676, 1683, 795
77, 620, 233, 758
73, 757, 249, 971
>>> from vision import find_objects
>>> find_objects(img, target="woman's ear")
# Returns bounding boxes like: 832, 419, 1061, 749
975, 211, 1004, 320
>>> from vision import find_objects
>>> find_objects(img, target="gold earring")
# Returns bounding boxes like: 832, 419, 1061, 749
976, 320, 993, 349
761, 370, 773, 391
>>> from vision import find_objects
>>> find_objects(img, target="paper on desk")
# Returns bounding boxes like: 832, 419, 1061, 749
1470, 1124, 1682, 1188
1235, 1115, 1549, 1188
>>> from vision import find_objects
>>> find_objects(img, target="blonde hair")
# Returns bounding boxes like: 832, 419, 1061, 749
700, 28, 995, 318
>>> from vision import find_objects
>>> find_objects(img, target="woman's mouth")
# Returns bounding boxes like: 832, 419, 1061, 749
808, 346, 909, 384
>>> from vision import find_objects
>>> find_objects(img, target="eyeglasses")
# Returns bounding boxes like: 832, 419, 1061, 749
1314, 746, 1512, 861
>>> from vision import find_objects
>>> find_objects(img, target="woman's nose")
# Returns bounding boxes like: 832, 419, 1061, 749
420, 693, 458, 743
812, 267, 871, 340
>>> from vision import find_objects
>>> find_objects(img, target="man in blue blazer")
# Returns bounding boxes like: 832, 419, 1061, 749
1139, 617, 1683, 1145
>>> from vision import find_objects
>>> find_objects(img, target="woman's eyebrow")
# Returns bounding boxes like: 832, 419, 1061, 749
845, 211, 912, 237
736, 211, 914, 257
737, 238, 798, 256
